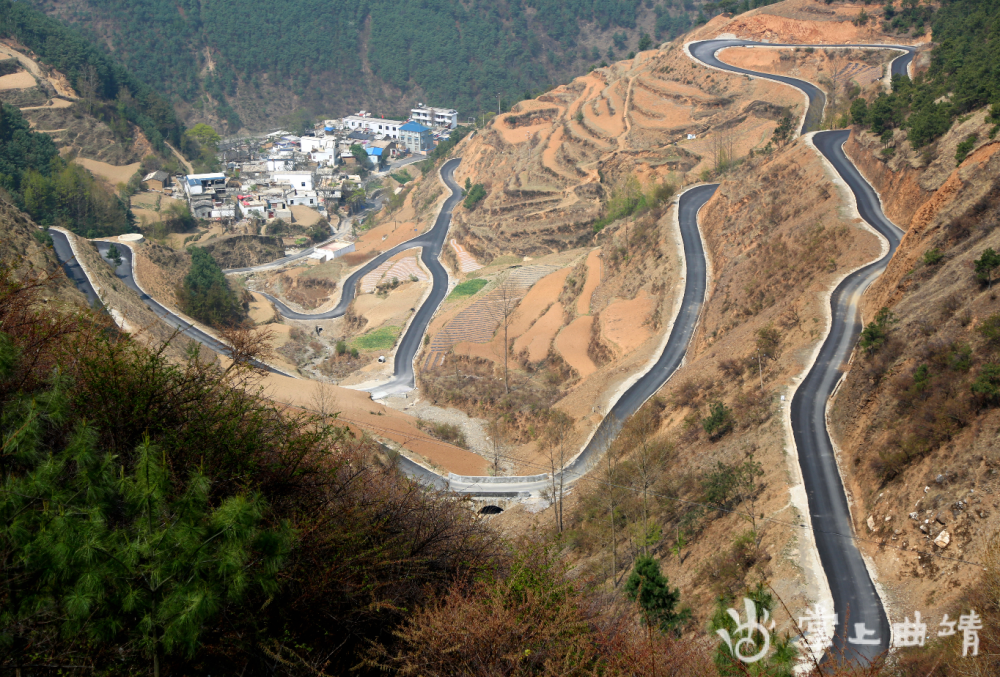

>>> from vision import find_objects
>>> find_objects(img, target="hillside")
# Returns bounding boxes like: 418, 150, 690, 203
829, 101, 1000, 626
8, 0, 1000, 672
28, 0, 719, 131
449, 0, 911, 261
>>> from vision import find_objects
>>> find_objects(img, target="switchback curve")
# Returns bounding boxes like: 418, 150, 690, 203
253, 158, 463, 396
687, 38, 913, 661
443, 183, 717, 496
49, 228, 294, 377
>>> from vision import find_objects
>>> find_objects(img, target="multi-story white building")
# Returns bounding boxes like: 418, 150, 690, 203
399, 122, 434, 154
342, 111, 404, 139
410, 104, 458, 129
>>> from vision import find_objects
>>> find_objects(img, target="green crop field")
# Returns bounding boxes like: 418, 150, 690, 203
351, 325, 401, 351
447, 278, 488, 300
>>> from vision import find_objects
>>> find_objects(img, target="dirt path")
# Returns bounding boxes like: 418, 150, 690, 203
164, 141, 193, 174
19, 98, 73, 110
0, 43, 77, 98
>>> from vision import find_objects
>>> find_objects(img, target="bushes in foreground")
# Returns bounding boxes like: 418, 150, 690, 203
0, 264, 502, 675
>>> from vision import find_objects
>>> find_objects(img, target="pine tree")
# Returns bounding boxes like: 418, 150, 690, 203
975, 248, 1000, 288
107, 243, 123, 268
177, 247, 244, 327
623, 556, 688, 633
0, 378, 291, 676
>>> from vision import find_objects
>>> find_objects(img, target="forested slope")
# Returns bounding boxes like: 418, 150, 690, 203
0, 0, 184, 153
28, 0, 722, 131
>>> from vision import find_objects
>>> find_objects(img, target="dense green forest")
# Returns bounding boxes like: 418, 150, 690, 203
0, 104, 133, 237
28, 0, 712, 130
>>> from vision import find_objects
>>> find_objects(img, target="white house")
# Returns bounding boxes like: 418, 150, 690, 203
211, 203, 236, 219
311, 151, 338, 165
399, 121, 433, 153
239, 199, 267, 217
287, 190, 320, 207
271, 171, 314, 191
410, 104, 458, 129
342, 112, 404, 139
301, 136, 337, 154
266, 157, 295, 172
184, 173, 226, 196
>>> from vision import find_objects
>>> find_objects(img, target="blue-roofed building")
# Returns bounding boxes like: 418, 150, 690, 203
400, 121, 433, 154
366, 145, 386, 169
184, 172, 226, 197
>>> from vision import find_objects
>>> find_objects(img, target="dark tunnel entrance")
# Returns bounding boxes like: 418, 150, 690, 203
479, 505, 504, 515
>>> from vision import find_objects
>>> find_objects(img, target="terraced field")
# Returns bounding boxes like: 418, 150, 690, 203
422, 265, 561, 368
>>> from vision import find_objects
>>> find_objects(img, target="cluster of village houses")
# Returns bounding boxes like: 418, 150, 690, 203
141, 104, 460, 249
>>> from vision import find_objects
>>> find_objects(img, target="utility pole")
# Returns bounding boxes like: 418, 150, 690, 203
497, 93, 501, 116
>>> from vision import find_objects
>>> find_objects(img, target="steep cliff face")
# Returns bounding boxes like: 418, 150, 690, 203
830, 113, 1000, 620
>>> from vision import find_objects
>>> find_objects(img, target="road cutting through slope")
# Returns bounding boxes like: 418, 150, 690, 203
687, 37, 913, 662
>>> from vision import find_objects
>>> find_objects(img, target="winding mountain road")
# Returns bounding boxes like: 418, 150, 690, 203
688, 38, 913, 660
49, 229, 294, 377
443, 184, 717, 496
47, 41, 912, 660
688, 40, 915, 134
250, 157, 464, 397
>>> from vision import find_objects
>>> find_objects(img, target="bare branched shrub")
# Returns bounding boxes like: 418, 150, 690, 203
718, 358, 745, 382
671, 378, 705, 409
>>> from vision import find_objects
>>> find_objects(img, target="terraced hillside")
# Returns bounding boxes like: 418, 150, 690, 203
449, 0, 922, 262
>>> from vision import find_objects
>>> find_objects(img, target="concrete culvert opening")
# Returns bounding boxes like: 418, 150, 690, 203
479, 505, 503, 515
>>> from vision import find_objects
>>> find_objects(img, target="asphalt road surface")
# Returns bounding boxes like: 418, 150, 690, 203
51, 229, 102, 308
49, 229, 293, 376
793, 130, 903, 660
255, 157, 464, 397
444, 183, 717, 496
689, 40, 911, 660
688, 40, 915, 134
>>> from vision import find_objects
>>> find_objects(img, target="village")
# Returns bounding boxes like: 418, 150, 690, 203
142, 104, 460, 262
